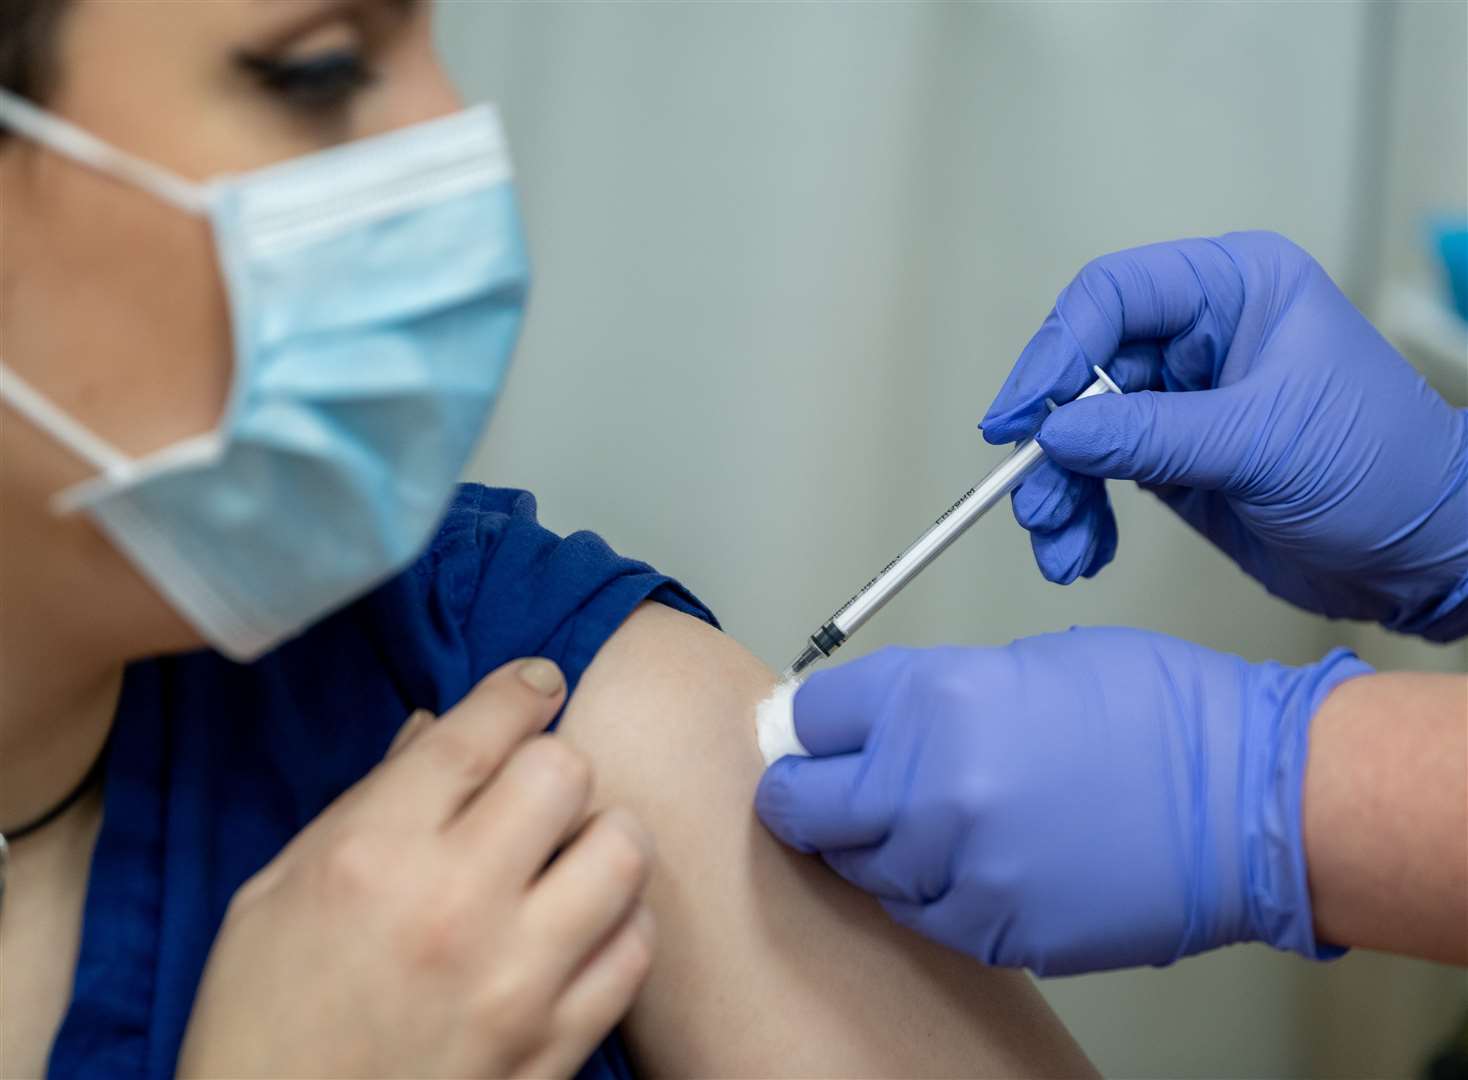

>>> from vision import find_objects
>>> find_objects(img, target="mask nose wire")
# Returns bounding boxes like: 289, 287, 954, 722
0, 88, 210, 216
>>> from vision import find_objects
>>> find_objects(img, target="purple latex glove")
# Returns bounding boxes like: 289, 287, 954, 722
755, 629, 1371, 977
981, 231, 1468, 642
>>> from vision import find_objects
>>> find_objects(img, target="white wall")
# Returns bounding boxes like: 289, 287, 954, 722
439, 2, 1467, 1075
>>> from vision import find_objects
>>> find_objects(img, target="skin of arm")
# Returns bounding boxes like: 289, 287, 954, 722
1304, 672, 1468, 964
557, 603, 1094, 1079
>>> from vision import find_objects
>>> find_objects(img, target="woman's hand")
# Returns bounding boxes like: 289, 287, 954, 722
178, 658, 656, 1079
981, 231, 1468, 642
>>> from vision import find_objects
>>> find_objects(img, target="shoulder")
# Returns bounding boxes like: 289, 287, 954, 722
570, 600, 766, 710
206, 485, 717, 815
556, 598, 774, 865
552, 606, 1092, 1077
314, 483, 717, 708
421, 484, 716, 671
558, 599, 771, 781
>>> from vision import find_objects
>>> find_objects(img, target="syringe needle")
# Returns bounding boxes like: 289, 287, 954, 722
779, 643, 824, 683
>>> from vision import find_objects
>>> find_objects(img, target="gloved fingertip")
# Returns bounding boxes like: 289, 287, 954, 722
978, 409, 1037, 446
1034, 407, 1089, 463
1012, 465, 1092, 533
1010, 486, 1050, 532
1079, 504, 1119, 579
753, 761, 818, 853
1033, 534, 1085, 585
1079, 540, 1115, 579
1107, 340, 1165, 394
1032, 505, 1107, 584
790, 654, 903, 756
1045, 393, 1145, 484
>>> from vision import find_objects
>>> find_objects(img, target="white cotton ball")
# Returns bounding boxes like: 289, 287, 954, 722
755, 678, 810, 767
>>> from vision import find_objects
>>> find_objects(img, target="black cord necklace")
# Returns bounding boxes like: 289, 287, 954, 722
0, 741, 109, 913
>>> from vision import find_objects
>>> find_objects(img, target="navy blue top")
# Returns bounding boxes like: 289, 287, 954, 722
47, 484, 715, 1079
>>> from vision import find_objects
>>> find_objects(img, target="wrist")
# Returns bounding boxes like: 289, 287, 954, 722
1242, 648, 1373, 960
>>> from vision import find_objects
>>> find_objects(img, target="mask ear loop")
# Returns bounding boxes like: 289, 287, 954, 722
0, 89, 219, 515
0, 88, 210, 215
0, 365, 136, 510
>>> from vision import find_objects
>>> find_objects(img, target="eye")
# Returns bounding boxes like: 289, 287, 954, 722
237, 48, 378, 111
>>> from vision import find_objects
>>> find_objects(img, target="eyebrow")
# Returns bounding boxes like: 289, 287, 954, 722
254, 0, 420, 18
254, 0, 418, 6
252, 0, 421, 41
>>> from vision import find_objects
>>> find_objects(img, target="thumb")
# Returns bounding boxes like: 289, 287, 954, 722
1037, 385, 1253, 491
755, 755, 890, 854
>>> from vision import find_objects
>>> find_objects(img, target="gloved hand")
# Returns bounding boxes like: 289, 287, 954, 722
754, 629, 1371, 977
980, 231, 1468, 642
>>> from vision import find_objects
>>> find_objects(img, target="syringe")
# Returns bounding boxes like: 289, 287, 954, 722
779, 365, 1122, 681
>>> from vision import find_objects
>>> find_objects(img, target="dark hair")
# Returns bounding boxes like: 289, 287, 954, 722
1, 0, 69, 102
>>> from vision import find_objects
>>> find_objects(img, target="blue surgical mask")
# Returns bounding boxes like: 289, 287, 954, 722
0, 90, 529, 661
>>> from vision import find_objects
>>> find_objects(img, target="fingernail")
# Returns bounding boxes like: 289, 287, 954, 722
518, 658, 564, 696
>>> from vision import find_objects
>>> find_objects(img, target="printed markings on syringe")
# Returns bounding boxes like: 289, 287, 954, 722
829, 479, 985, 621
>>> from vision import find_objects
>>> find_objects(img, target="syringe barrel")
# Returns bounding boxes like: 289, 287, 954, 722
828, 369, 1119, 640
830, 438, 1045, 637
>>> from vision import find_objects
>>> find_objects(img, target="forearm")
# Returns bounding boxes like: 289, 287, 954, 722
1303, 672, 1468, 962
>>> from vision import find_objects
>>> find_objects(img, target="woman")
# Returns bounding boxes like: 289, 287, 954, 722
0, 1, 1091, 1076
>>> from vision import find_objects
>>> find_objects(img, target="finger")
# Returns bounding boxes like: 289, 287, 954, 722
880, 891, 1062, 975
876, 895, 994, 967
823, 847, 909, 902
981, 238, 1242, 443
1038, 382, 1255, 491
1108, 340, 1166, 394
1008, 341, 1159, 539
820, 775, 975, 904
790, 647, 911, 757
1079, 495, 1118, 579
552, 904, 656, 1068
1028, 483, 1116, 585
452, 734, 594, 886
1011, 460, 1095, 535
755, 754, 891, 854
980, 310, 1100, 445
366, 658, 566, 829
527, 808, 654, 986
384, 708, 435, 760
823, 847, 934, 905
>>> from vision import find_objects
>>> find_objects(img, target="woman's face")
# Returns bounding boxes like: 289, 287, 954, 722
0, 0, 459, 652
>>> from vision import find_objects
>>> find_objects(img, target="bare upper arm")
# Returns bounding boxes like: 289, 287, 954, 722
557, 603, 1093, 1078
